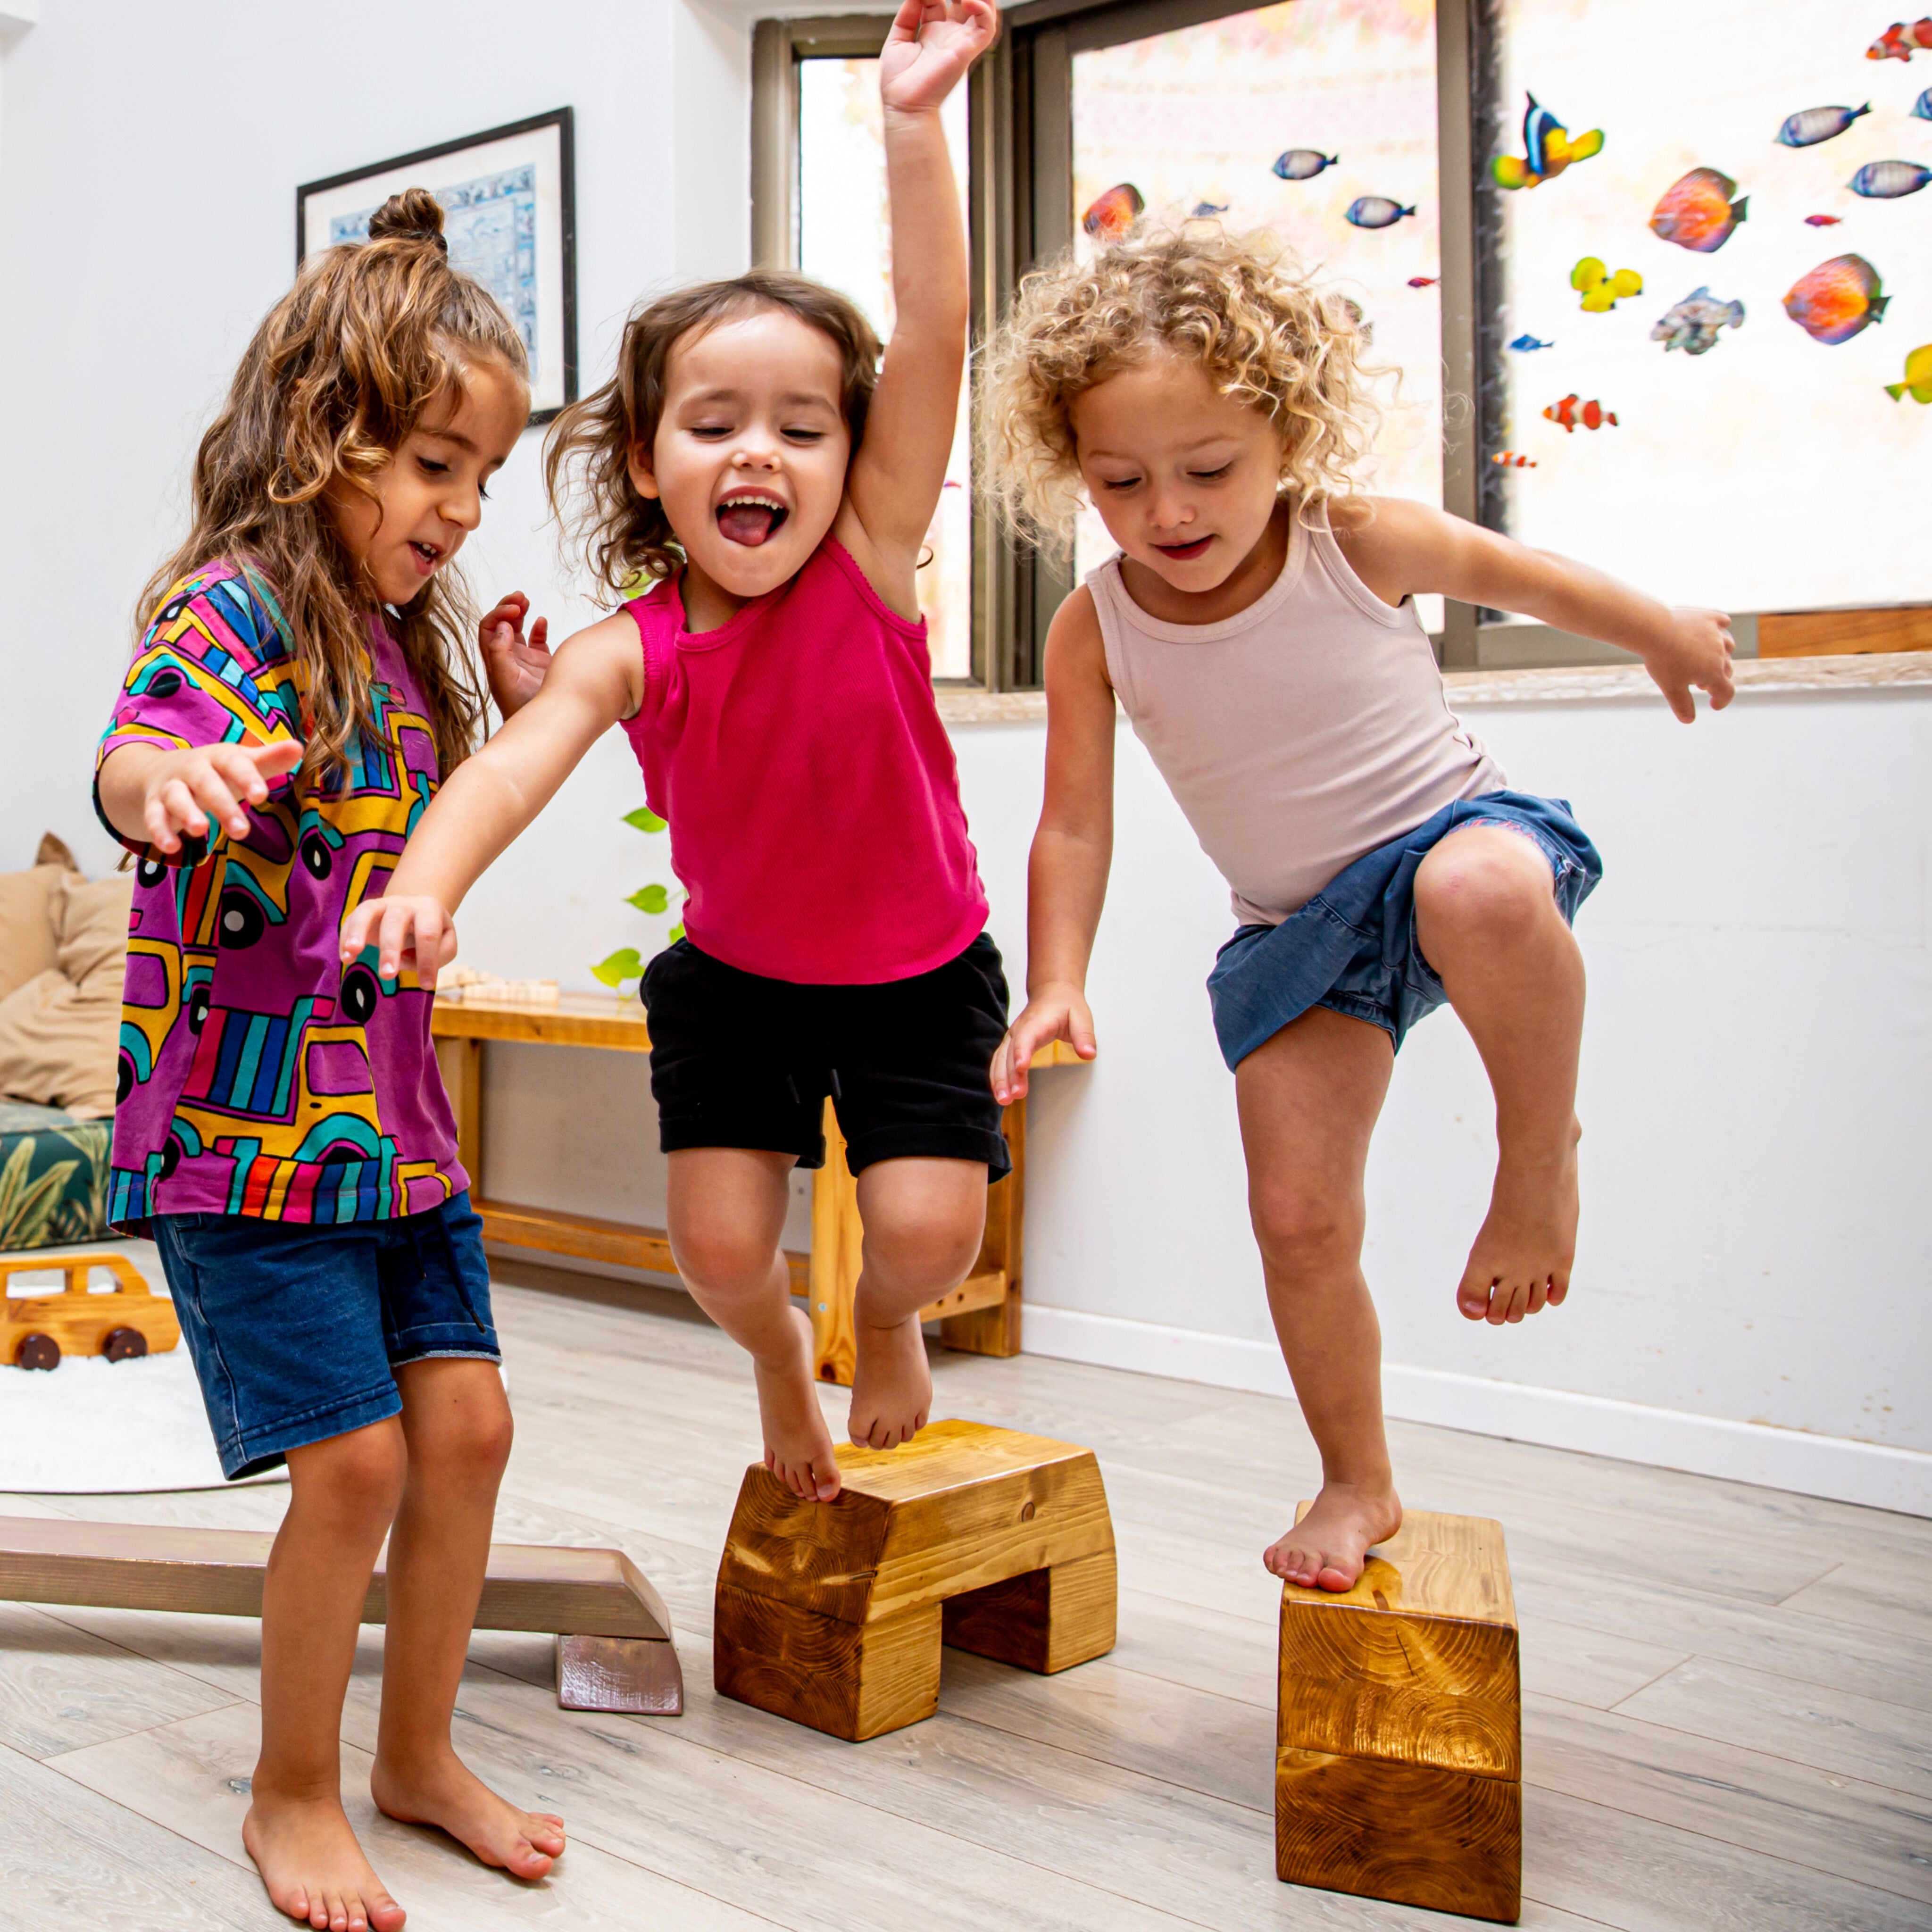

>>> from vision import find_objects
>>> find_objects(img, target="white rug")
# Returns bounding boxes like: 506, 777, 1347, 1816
0, 1343, 283, 1494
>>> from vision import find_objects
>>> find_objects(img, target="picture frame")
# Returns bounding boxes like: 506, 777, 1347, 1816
297, 108, 577, 424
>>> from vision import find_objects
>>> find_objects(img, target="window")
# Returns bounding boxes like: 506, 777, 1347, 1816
757, 0, 1932, 687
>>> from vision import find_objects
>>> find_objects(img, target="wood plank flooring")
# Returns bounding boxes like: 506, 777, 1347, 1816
4, 1269, 1930, 1932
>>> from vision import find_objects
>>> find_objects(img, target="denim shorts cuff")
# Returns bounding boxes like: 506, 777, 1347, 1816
658, 1117, 825, 1169
844, 1125, 1012, 1182
222, 1382, 404, 1482
386, 1323, 500, 1364
390, 1345, 504, 1369
1316, 989, 1400, 1043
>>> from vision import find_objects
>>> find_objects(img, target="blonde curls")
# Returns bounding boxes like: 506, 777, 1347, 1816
978, 224, 1387, 553
137, 188, 530, 782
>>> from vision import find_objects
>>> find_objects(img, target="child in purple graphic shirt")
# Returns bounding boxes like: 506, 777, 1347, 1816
95, 191, 556, 1932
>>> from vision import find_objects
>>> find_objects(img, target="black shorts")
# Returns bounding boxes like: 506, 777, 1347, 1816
641, 933, 1011, 1179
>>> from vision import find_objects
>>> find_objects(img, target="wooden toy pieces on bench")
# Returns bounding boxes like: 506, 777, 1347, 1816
714, 1419, 1116, 1741
1276, 1507, 1522, 1924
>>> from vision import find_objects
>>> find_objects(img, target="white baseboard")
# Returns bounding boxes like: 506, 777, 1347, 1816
1020, 1303, 1932, 1517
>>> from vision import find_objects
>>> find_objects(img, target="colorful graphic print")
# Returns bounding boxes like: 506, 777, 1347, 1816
94, 564, 466, 1231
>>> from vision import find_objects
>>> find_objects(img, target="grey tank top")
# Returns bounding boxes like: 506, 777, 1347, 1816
1090, 515, 1507, 925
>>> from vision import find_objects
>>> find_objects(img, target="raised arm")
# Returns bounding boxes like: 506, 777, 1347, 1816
990, 586, 1115, 1104
839, 0, 997, 580
338, 612, 641, 984
1334, 497, 1736, 723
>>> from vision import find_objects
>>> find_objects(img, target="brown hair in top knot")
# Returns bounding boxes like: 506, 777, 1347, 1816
367, 186, 448, 256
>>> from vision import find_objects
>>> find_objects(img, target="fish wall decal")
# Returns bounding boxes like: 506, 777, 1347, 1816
1776, 104, 1870, 147
1652, 287, 1745, 355
1868, 19, 1932, 59
1272, 150, 1337, 181
1492, 95, 1604, 189
1508, 334, 1555, 351
1884, 343, 1932, 402
1545, 395, 1618, 433
1914, 86, 1932, 117
1849, 160, 1932, 199
1651, 169, 1749, 252
1572, 258, 1643, 311
1345, 197, 1416, 230
1804, 214, 1844, 226
1491, 452, 1538, 467
1082, 183, 1144, 241
1783, 254, 1887, 343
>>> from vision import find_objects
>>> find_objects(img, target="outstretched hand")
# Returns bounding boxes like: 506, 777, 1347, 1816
990, 983, 1097, 1105
879, 0, 998, 114
339, 893, 458, 992
1648, 607, 1735, 724
480, 592, 552, 719
133, 738, 303, 856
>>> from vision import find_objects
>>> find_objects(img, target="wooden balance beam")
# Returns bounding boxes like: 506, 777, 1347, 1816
0, 1516, 682, 1715
713, 1418, 1116, 1741
1276, 1507, 1521, 1923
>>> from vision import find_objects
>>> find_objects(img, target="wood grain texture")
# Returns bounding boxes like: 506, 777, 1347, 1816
555, 1632, 684, 1714
477, 1196, 811, 1295
809, 1098, 863, 1386
0, 1516, 672, 1641
1275, 1746, 1522, 1923
433, 1033, 483, 1182
430, 991, 652, 1051
715, 1420, 1117, 1738
1758, 605, 1932, 658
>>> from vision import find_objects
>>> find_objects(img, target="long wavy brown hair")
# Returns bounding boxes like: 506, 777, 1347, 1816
543, 271, 881, 601
136, 189, 529, 780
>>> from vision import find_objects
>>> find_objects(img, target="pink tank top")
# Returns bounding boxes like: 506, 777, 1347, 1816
619, 538, 988, 985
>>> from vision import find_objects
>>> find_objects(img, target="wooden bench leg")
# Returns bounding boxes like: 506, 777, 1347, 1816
556, 1633, 684, 1715
940, 1098, 1025, 1358
808, 1100, 862, 1386
941, 1549, 1117, 1674
713, 1585, 941, 1741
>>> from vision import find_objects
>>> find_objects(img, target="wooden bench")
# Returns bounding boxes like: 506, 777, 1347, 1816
1276, 1507, 1521, 1923
713, 1418, 1116, 1740
0, 1515, 682, 1715
432, 992, 1085, 1386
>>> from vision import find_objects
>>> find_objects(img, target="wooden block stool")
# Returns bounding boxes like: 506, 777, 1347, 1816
714, 1418, 1116, 1740
1276, 1507, 1521, 1924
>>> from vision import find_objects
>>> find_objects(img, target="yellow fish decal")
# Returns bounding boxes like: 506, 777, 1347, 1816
1572, 257, 1643, 312
1493, 96, 1605, 190
1885, 343, 1932, 402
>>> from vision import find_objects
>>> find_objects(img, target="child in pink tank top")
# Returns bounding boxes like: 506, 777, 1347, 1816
982, 226, 1737, 1595
346, 0, 1003, 1505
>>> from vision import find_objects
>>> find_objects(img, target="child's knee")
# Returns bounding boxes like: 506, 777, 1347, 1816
1250, 1186, 1361, 1278
670, 1218, 783, 1296
1416, 832, 1554, 949
293, 1418, 408, 1524
863, 1195, 985, 1290
416, 1391, 514, 1482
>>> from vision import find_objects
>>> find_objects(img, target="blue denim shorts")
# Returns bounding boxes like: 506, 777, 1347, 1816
1206, 791, 1602, 1070
151, 1192, 499, 1480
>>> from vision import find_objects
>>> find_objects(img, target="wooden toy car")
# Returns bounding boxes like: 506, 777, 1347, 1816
0, 1252, 181, 1370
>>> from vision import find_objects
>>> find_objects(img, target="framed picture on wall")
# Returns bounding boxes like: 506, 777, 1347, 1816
297, 108, 577, 423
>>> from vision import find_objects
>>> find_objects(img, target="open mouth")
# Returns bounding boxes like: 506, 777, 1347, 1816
1153, 536, 1212, 561
716, 493, 789, 548
408, 541, 443, 575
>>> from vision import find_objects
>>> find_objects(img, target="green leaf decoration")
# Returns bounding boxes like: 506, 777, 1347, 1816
667, 923, 686, 944
626, 884, 671, 915
0, 1137, 81, 1250
591, 947, 644, 988
623, 807, 667, 834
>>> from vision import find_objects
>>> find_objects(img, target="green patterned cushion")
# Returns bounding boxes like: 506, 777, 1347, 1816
0, 1101, 110, 1251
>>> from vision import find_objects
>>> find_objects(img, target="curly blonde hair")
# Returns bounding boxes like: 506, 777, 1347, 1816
978, 224, 1386, 553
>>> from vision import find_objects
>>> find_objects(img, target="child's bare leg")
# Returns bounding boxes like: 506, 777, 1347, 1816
370, 1359, 564, 1881
1237, 1007, 1402, 1592
1414, 825, 1585, 1324
847, 1157, 987, 1449
666, 1146, 841, 1500
244, 1421, 407, 1932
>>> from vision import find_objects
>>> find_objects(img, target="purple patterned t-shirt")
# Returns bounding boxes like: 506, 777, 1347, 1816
95, 561, 467, 1230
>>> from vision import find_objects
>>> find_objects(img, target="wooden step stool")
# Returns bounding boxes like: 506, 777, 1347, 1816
713, 1418, 1116, 1740
1276, 1507, 1521, 1924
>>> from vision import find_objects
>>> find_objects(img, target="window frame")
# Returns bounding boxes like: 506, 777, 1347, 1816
756, 0, 1921, 688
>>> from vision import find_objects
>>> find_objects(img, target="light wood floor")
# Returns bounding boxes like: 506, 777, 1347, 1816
3, 1266, 1929, 1932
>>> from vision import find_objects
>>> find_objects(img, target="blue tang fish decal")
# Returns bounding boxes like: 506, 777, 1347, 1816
1345, 197, 1416, 230
1272, 150, 1337, 181
1776, 104, 1869, 146
1850, 160, 1931, 198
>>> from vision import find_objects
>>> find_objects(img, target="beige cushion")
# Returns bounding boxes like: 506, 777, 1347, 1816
50, 870, 133, 990
0, 967, 123, 1118
0, 866, 64, 1003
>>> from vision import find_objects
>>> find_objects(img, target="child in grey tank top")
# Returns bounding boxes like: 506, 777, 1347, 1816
983, 225, 1735, 1595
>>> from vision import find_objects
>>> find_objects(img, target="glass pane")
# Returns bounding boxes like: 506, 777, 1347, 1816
797, 58, 974, 679
1072, 0, 1444, 630
1491, 0, 1927, 616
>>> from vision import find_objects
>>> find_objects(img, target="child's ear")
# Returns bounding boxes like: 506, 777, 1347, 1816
627, 440, 662, 501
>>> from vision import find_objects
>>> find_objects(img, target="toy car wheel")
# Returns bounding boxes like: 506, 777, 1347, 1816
17, 1333, 59, 1371
102, 1327, 150, 1362
341, 964, 379, 1024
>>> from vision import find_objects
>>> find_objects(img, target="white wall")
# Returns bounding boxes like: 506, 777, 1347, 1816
2, 3, 1925, 1515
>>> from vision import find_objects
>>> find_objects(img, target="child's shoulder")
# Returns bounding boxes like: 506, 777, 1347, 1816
139, 558, 291, 667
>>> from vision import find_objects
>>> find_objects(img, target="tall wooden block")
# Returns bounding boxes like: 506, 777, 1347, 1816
714, 1418, 1116, 1740
1275, 1507, 1521, 1924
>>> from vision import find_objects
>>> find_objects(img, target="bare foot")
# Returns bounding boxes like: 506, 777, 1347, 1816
242, 1787, 405, 1932
847, 1313, 933, 1450
371, 1750, 564, 1882
1264, 1481, 1402, 1593
754, 1304, 842, 1500
1457, 1123, 1581, 1324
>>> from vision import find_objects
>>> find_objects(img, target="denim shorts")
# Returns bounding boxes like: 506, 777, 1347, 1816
151, 1192, 499, 1480
1206, 791, 1602, 1070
